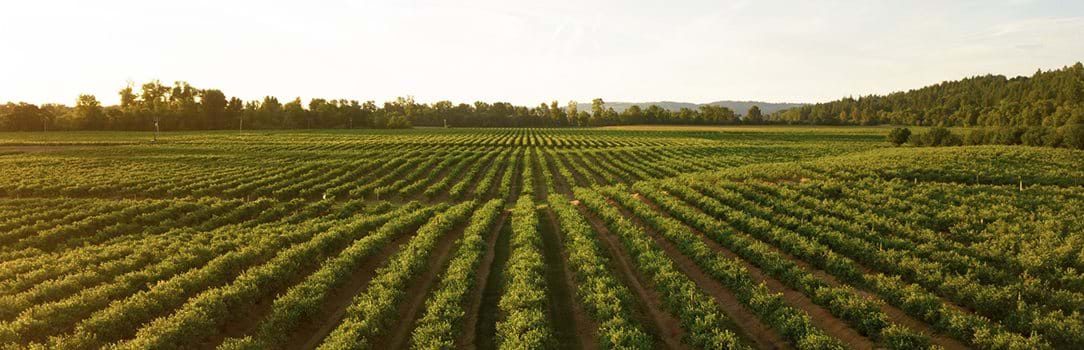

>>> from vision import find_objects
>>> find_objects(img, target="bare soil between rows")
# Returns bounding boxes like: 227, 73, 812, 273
633, 193, 877, 350
574, 200, 688, 349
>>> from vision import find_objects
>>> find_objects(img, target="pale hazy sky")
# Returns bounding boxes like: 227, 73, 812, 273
2, 0, 1083, 106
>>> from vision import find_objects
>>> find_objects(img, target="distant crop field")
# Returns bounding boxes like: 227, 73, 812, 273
600, 124, 895, 133
0, 127, 1080, 349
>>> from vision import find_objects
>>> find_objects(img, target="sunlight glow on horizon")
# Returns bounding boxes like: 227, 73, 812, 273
2, 0, 1083, 107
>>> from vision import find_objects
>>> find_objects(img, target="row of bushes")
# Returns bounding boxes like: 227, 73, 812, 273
423, 152, 483, 198
775, 181, 1084, 314
700, 180, 1061, 348
409, 199, 503, 349
496, 152, 520, 199
43, 217, 344, 348
520, 149, 535, 196
116, 204, 435, 350
471, 150, 510, 198
217, 203, 437, 349
534, 148, 558, 194
495, 196, 554, 348
318, 201, 476, 349
889, 124, 1084, 149
547, 195, 653, 348
0, 201, 309, 346
574, 188, 750, 349
603, 186, 851, 349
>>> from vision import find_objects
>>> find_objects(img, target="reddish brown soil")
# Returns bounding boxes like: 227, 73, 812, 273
575, 202, 688, 350
553, 153, 592, 189
459, 211, 509, 349
504, 154, 522, 204
204, 227, 379, 346
282, 226, 420, 350
478, 155, 508, 200
468, 212, 513, 350
540, 207, 598, 350
605, 196, 792, 350
634, 194, 877, 350
419, 154, 489, 203
565, 153, 608, 185
530, 151, 549, 200
540, 151, 573, 196
457, 154, 502, 202
732, 186, 971, 350
370, 221, 469, 349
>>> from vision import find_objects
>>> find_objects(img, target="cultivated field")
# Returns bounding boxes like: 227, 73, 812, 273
0, 128, 1081, 350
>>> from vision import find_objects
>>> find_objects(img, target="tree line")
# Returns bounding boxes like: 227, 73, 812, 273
0, 82, 768, 132
887, 125, 1084, 149
771, 62, 1084, 127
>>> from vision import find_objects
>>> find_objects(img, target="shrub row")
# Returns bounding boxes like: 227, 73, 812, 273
317, 201, 476, 350
574, 188, 749, 349
495, 196, 554, 349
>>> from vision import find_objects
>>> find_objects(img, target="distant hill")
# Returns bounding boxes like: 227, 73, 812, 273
576, 100, 806, 116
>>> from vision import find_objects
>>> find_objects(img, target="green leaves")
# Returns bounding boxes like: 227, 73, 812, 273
575, 188, 749, 349
410, 199, 503, 350
318, 201, 475, 350
495, 196, 554, 349
548, 195, 652, 349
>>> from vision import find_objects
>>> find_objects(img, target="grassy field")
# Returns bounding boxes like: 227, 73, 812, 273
0, 127, 1081, 349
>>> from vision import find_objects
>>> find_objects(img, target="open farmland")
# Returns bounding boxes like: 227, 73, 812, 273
0, 128, 1081, 350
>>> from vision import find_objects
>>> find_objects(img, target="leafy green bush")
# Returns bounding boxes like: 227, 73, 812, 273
1062, 123, 1084, 149
496, 196, 554, 349
911, 127, 961, 146
887, 127, 911, 146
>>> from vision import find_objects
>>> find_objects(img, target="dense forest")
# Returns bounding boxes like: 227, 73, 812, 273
0, 82, 761, 132
771, 63, 1084, 127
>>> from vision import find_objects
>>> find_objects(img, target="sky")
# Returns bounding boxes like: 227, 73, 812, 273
2, 0, 1083, 106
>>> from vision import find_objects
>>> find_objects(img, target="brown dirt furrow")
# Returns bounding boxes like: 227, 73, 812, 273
530, 150, 548, 200
565, 152, 608, 186
283, 227, 419, 350
760, 225, 969, 350
605, 197, 792, 350
465, 152, 505, 201
541, 151, 573, 196
371, 220, 469, 350
505, 152, 522, 204
634, 194, 877, 350
204, 225, 393, 348
417, 157, 461, 194
750, 183, 979, 319
552, 152, 592, 189
727, 185, 975, 348
575, 203, 688, 350
540, 207, 598, 350
483, 154, 509, 200
469, 212, 514, 350
423, 153, 489, 203
460, 211, 509, 349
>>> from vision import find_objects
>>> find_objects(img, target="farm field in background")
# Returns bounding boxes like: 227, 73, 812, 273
0, 127, 1081, 350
